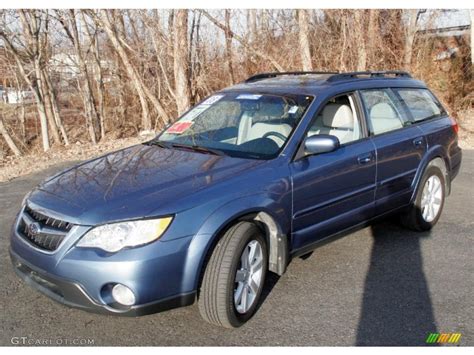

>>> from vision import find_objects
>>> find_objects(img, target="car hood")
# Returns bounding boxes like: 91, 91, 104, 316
27, 144, 265, 225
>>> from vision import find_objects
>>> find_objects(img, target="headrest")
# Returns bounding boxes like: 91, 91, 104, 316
370, 103, 397, 119
322, 104, 354, 128
254, 102, 285, 119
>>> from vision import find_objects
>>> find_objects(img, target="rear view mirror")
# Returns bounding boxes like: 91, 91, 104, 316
304, 134, 340, 156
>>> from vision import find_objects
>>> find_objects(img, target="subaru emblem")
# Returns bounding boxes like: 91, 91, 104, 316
28, 222, 41, 237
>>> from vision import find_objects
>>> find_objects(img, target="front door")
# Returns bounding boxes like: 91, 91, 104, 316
290, 93, 376, 251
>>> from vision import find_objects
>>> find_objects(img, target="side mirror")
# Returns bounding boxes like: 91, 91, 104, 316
304, 134, 340, 155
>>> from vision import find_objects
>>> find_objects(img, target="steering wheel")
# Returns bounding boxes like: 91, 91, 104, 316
262, 131, 287, 145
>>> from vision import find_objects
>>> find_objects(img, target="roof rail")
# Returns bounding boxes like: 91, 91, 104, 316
327, 70, 412, 82
245, 71, 339, 83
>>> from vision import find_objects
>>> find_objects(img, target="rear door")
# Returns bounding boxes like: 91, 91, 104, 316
359, 88, 427, 213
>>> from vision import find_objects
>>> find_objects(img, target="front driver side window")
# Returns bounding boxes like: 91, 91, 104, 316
360, 89, 407, 135
306, 94, 361, 145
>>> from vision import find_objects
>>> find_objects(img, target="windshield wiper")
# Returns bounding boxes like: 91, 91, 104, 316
145, 140, 171, 148
169, 143, 225, 156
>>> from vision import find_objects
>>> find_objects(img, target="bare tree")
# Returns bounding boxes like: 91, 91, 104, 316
404, 9, 419, 70
1, 11, 52, 151
297, 9, 313, 71
354, 10, 367, 71
97, 10, 151, 131
470, 10, 474, 66
200, 10, 285, 72
0, 112, 22, 156
96, 10, 170, 131
57, 10, 101, 144
80, 11, 106, 139
367, 10, 380, 68
0, 9, 471, 162
248, 10, 258, 45
224, 10, 235, 84
173, 10, 191, 115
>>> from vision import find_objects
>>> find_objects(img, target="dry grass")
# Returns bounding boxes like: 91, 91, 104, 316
0, 136, 145, 182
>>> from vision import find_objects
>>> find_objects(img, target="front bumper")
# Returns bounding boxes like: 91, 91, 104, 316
10, 205, 198, 316
10, 249, 196, 316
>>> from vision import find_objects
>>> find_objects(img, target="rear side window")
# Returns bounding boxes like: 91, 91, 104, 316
360, 89, 407, 135
396, 89, 445, 122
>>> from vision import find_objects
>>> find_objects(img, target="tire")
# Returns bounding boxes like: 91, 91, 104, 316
401, 165, 446, 231
198, 221, 268, 328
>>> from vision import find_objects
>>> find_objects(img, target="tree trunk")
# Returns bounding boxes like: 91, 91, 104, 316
98, 10, 170, 130
367, 9, 379, 68
81, 11, 106, 139
42, 68, 69, 145
35, 58, 61, 145
173, 10, 191, 115
224, 10, 235, 84
201, 10, 285, 72
354, 10, 367, 71
470, 10, 474, 66
61, 10, 100, 143
12, 70, 26, 140
404, 9, 419, 70
99, 10, 152, 131
0, 113, 22, 156
0, 29, 50, 151
297, 9, 313, 71
248, 10, 258, 44
92, 29, 106, 139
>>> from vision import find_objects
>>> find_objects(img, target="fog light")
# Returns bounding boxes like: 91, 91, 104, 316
111, 284, 136, 306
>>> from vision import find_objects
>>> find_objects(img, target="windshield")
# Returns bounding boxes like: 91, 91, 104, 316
155, 92, 313, 159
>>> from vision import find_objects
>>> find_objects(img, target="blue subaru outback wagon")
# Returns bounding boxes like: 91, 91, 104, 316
10, 71, 462, 328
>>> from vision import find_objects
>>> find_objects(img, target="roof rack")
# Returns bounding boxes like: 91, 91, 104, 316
327, 70, 412, 82
245, 71, 339, 83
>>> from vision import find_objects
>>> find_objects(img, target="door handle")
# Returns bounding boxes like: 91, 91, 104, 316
358, 155, 372, 165
413, 137, 424, 148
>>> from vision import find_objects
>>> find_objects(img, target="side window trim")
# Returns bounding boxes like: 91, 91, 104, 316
388, 88, 414, 124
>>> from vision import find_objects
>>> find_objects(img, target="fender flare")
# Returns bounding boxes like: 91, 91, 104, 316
410, 145, 450, 203
180, 195, 290, 293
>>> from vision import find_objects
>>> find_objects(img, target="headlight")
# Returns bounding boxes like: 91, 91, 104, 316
77, 217, 173, 253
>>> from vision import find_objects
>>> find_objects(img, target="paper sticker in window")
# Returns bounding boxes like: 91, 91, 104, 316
181, 105, 209, 121
166, 121, 194, 134
201, 95, 224, 106
236, 94, 262, 100
288, 106, 299, 114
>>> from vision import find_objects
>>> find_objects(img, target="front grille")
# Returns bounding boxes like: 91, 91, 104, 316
17, 205, 74, 251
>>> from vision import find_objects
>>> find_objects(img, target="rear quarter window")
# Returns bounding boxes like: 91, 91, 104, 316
396, 89, 445, 122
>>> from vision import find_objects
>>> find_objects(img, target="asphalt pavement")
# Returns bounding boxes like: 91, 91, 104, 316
1, 151, 472, 346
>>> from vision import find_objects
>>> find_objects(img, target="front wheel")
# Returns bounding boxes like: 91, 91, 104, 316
401, 166, 446, 231
198, 221, 267, 328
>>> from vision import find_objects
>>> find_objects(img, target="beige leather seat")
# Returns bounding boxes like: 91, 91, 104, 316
246, 122, 292, 146
237, 112, 253, 145
237, 103, 292, 147
309, 104, 357, 144
369, 103, 403, 134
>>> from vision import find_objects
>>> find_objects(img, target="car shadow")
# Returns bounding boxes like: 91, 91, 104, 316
253, 270, 280, 315
356, 217, 438, 346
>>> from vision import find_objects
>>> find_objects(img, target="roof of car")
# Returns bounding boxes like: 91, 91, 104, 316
222, 71, 428, 96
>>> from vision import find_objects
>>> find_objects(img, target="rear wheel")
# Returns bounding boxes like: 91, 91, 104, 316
401, 166, 446, 231
198, 221, 267, 328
